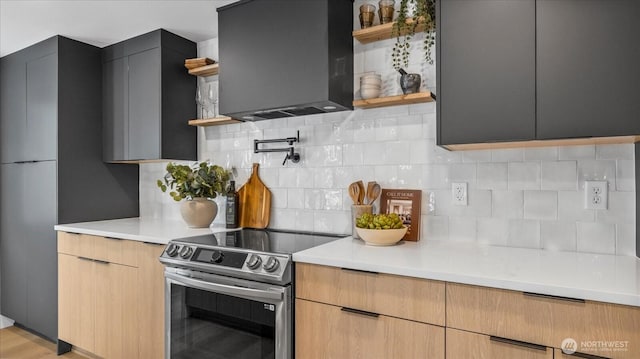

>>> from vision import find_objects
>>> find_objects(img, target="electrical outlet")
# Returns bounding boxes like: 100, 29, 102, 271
584, 181, 608, 210
452, 182, 468, 206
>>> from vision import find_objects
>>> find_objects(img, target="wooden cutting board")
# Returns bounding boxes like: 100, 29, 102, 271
237, 163, 272, 229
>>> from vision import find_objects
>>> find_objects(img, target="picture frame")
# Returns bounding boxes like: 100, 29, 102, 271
379, 189, 422, 241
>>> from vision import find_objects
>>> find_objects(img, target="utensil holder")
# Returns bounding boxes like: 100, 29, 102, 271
351, 204, 373, 239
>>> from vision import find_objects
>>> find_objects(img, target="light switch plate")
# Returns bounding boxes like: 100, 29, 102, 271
584, 181, 608, 210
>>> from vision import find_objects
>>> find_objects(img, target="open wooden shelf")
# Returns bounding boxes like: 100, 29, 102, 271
353, 18, 428, 44
353, 91, 433, 109
188, 116, 240, 127
188, 63, 219, 77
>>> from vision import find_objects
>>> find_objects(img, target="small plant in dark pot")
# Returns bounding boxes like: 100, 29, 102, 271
398, 68, 421, 94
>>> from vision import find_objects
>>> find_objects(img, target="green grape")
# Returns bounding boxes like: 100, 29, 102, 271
355, 213, 404, 230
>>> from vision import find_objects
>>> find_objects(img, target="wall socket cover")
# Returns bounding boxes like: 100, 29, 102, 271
452, 182, 468, 206
584, 181, 608, 210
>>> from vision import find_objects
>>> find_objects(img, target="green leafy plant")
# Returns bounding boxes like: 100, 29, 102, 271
157, 162, 231, 201
391, 0, 436, 70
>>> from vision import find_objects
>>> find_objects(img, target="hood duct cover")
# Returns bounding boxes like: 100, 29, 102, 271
217, 0, 354, 121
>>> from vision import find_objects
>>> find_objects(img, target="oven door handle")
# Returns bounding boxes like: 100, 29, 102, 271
165, 272, 283, 301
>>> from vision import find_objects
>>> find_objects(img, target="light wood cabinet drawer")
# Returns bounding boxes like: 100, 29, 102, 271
57, 231, 139, 267
447, 328, 553, 359
446, 283, 640, 359
296, 263, 445, 325
555, 347, 618, 359
295, 298, 444, 359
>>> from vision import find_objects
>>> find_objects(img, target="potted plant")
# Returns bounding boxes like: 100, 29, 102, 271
157, 161, 231, 228
391, 0, 436, 70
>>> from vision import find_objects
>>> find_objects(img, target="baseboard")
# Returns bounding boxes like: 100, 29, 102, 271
0, 315, 15, 329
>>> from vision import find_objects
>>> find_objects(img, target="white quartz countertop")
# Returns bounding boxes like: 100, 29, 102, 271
54, 217, 234, 245
293, 238, 640, 307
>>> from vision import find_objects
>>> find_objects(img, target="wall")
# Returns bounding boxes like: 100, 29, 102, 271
139, 6, 636, 256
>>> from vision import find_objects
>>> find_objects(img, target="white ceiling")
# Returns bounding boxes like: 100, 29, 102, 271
0, 0, 236, 57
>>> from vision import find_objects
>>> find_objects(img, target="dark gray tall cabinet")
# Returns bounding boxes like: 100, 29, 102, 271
0, 36, 139, 341
102, 29, 197, 162
437, 0, 640, 146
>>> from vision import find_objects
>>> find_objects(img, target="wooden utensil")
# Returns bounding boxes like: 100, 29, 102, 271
365, 181, 377, 204
237, 163, 272, 229
369, 183, 381, 204
356, 180, 365, 205
348, 182, 361, 205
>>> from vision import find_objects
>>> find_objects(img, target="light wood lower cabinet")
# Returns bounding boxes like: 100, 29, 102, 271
446, 282, 640, 359
137, 242, 166, 359
58, 232, 166, 359
296, 299, 444, 359
446, 328, 553, 359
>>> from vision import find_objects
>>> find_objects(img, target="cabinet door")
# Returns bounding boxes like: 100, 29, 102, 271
447, 328, 553, 359
127, 48, 161, 160
94, 261, 139, 359
295, 299, 444, 359
536, 0, 640, 139
103, 57, 128, 162
25, 53, 57, 161
137, 242, 166, 359
23, 161, 58, 340
0, 163, 27, 324
438, 0, 536, 145
58, 254, 95, 352
0, 58, 27, 163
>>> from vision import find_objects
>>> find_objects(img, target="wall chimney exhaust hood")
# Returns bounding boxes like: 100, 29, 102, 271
217, 0, 353, 121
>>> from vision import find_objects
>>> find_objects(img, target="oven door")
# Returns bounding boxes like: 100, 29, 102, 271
165, 268, 291, 359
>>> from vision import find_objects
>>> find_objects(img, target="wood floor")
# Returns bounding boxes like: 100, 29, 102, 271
0, 326, 87, 359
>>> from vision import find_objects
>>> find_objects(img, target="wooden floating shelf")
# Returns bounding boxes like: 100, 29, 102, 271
188, 63, 219, 77
353, 91, 433, 109
353, 18, 428, 44
188, 117, 240, 127
444, 135, 640, 151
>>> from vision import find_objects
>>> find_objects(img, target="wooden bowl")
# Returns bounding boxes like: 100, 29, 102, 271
355, 226, 407, 246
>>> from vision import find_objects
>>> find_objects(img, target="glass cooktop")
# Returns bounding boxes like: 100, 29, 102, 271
179, 228, 347, 255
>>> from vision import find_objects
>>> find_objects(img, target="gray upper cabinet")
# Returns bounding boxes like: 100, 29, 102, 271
0, 36, 140, 341
437, 0, 640, 147
438, 0, 536, 145
102, 29, 196, 162
536, 0, 640, 139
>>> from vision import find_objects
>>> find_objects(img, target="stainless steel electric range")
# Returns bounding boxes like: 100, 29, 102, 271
159, 228, 347, 359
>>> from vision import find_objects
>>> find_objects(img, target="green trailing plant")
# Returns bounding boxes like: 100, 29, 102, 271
157, 161, 231, 201
391, 0, 436, 70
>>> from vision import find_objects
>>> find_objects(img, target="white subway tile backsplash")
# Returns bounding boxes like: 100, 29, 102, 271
596, 144, 635, 160
577, 159, 616, 190
449, 163, 477, 186
595, 191, 635, 225
557, 191, 595, 222
491, 148, 524, 162
287, 188, 305, 209
616, 160, 635, 192
524, 147, 558, 161
374, 117, 398, 141
396, 115, 424, 140
462, 149, 492, 163
615, 224, 636, 256
541, 161, 577, 190
508, 162, 541, 190
477, 218, 508, 246
422, 113, 437, 139
577, 222, 616, 254
424, 164, 450, 189
524, 191, 557, 220
477, 163, 508, 190
397, 165, 424, 187
448, 216, 476, 242
342, 143, 365, 166
508, 219, 541, 249
558, 145, 595, 160
540, 221, 576, 251
373, 165, 400, 187
423, 215, 449, 241
492, 190, 524, 219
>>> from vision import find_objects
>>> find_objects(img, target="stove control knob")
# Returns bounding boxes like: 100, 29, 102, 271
263, 257, 280, 273
210, 250, 224, 263
246, 254, 262, 270
179, 246, 193, 259
166, 243, 179, 257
